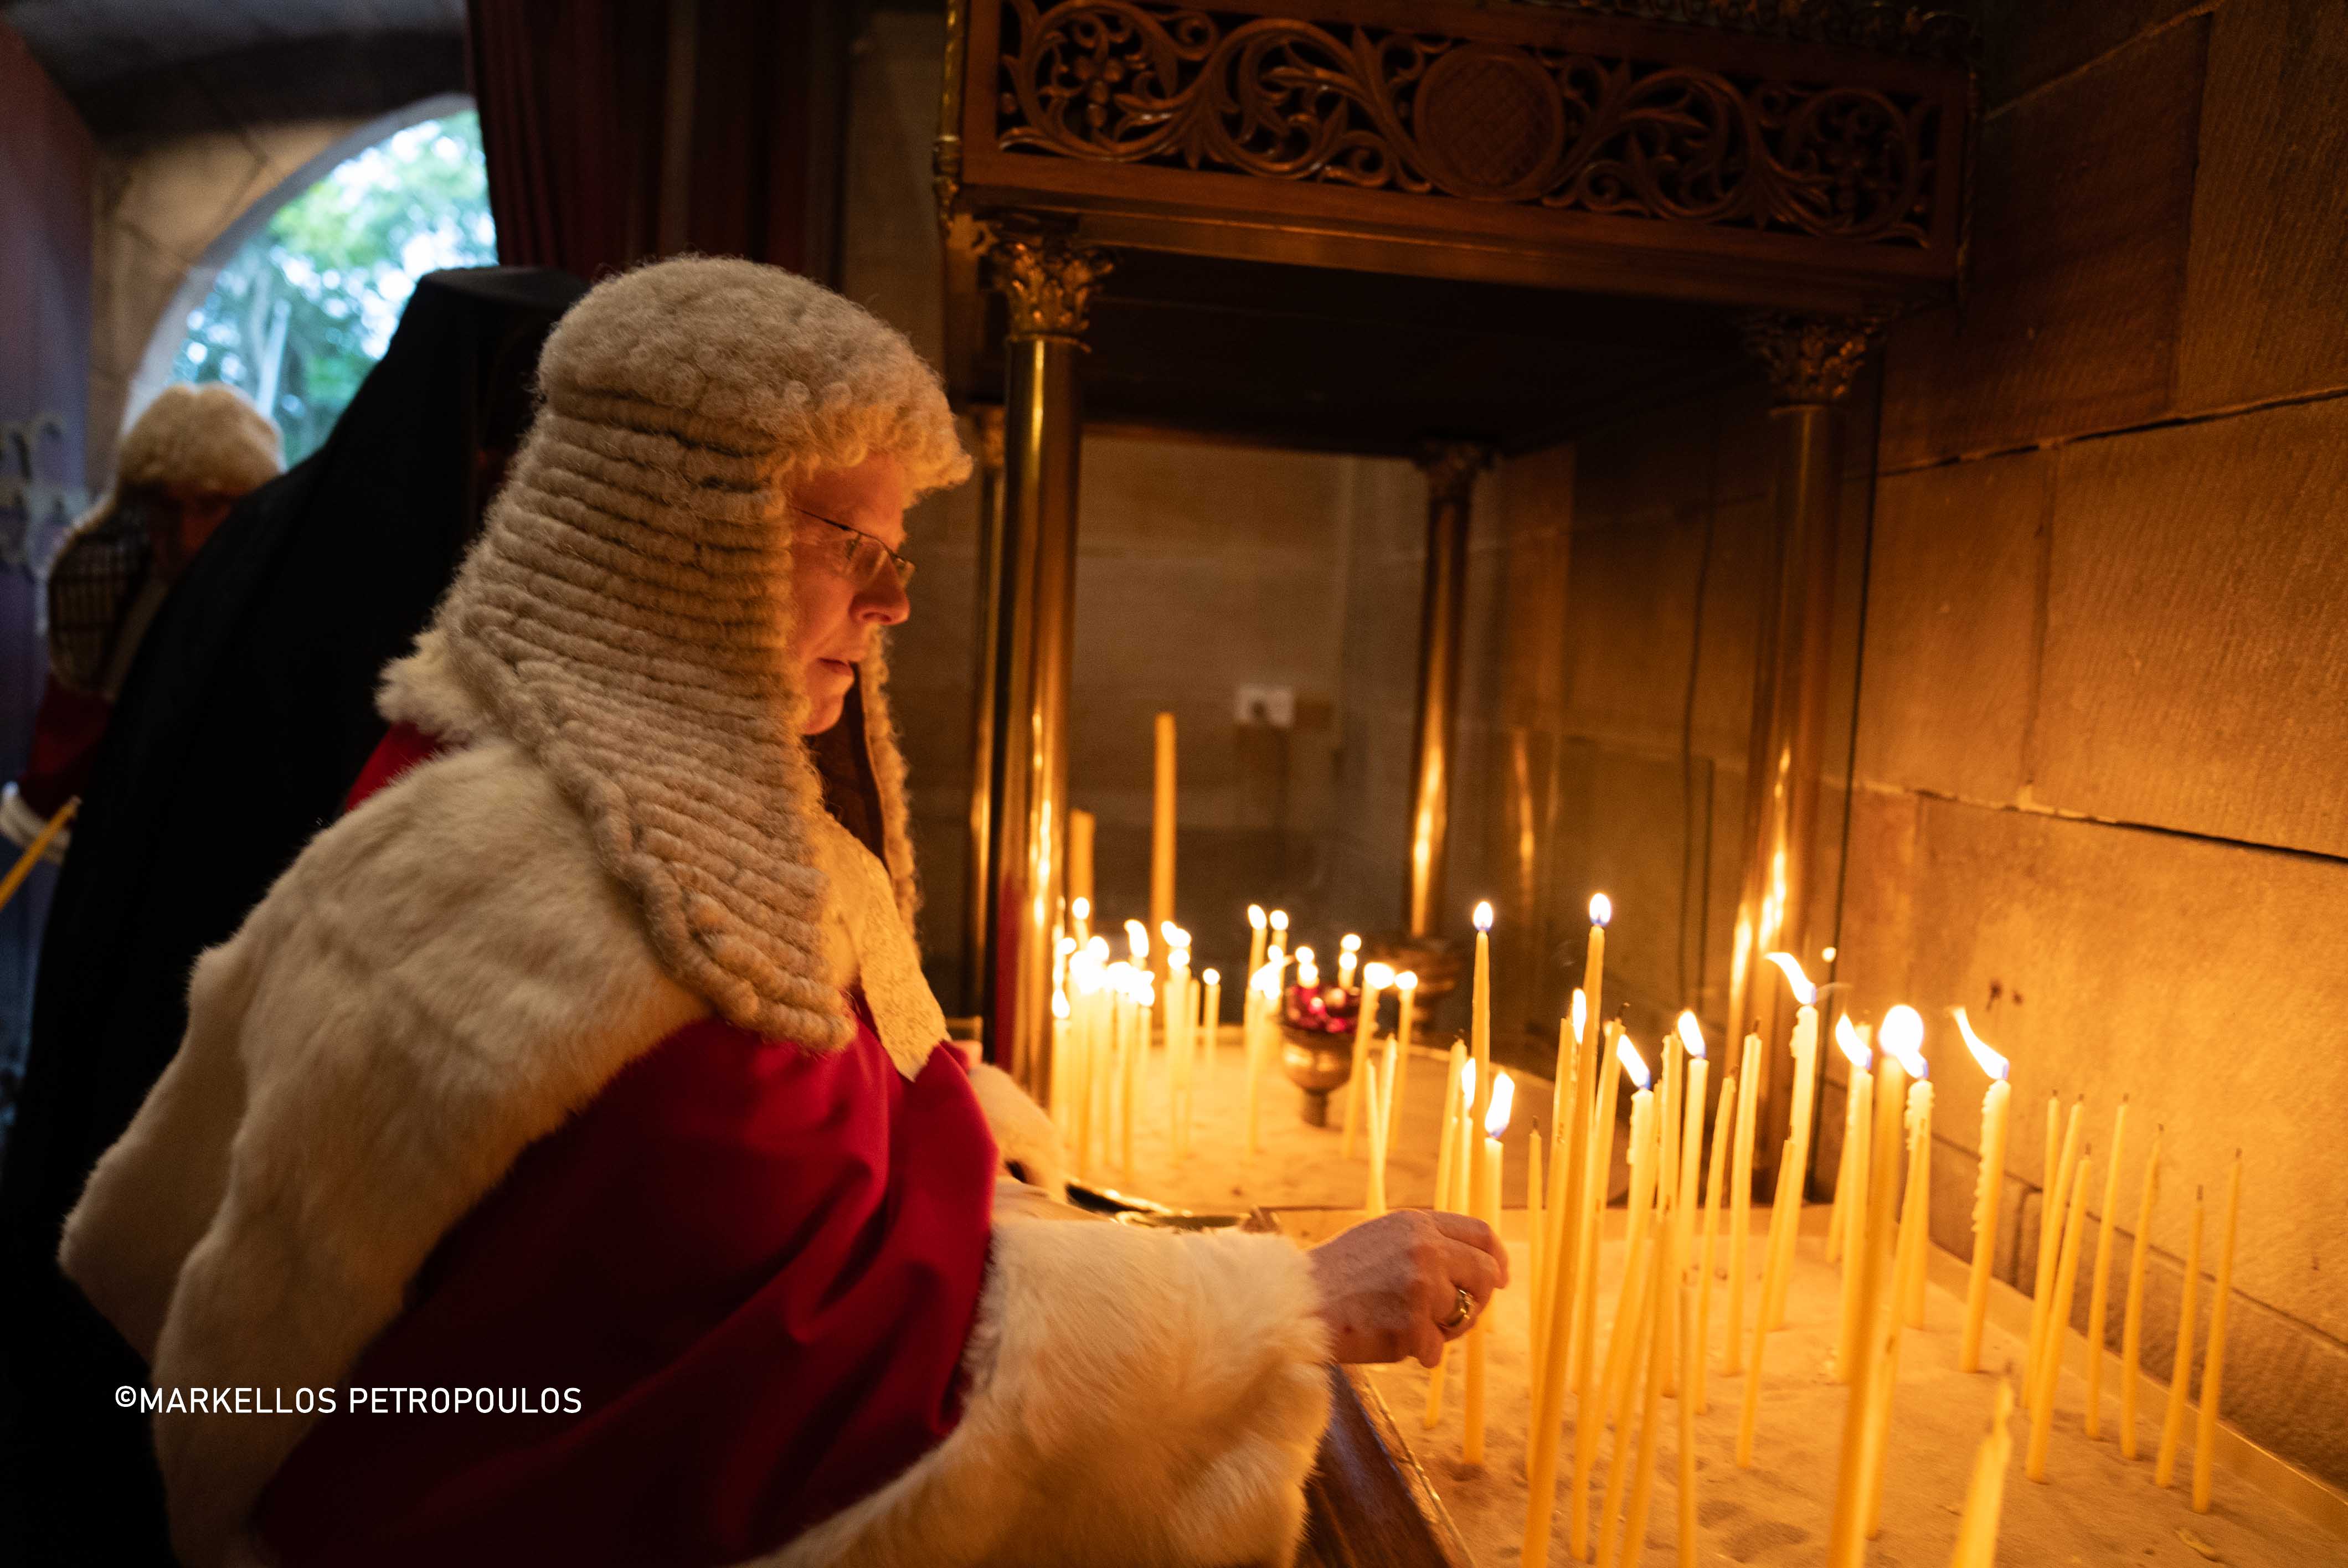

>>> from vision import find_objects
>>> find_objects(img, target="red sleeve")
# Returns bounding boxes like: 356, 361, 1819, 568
253, 1004, 997, 1568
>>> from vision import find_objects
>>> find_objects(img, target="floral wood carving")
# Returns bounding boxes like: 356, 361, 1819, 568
996, 0, 1946, 247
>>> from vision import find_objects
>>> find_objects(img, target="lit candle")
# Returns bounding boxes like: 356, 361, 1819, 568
1370, 1027, 1398, 1216
1697, 1064, 1734, 1414
2026, 1151, 2092, 1482
1600, 1040, 1658, 1415
1470, 901, 1495, 1154
1245, 904, 1267, 989
1388, 971, 1418, 1149
2028, 1098, 2085, 1390
1723, 1029, 1761, 1376
2084, 1100, 2128, 1438
1856, 1007, 1928, 1537
1575, 896, 1611, 1374
1343, 961, 1391, 1158
1199, 967, 1220, 1106
1524, 991, 1597, 1568
2154, 1184, 2205, 1489
1666, 1012, 1707, 1399
1894, 1053, 1934, 1332
1955, 1008, 2010, 1374
2119, 1126, 2161, 1461
1760, 952, 1821, 1333
1424, 1048, 1469, 1430
1574, 1037, 1650, 1557
1337, 931, 1360, 992
1244, 961, 1276, 1153
1949, 1378, 2017, 1568
2191, 1152, 2243, 1513
1824, 1035, 1906, 1568
1150, 711, 1176, 982
1294, 945, 1317, 991
1165, 941, 1191, 1159
1832, 1019, 1875, 1383
1465, 1072, 1513, 1466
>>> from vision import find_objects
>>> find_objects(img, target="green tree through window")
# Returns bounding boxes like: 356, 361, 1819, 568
171, 111, 496, 463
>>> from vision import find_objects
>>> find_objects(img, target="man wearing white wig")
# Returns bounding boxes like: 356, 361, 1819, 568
57, 257, 1503, 1568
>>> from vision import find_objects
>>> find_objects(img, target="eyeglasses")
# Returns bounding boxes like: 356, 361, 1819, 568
789, 505, 915, 591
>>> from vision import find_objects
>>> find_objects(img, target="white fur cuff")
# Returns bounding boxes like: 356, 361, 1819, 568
770, 1220, 1332, 1568
965, 1064, 1069, 1202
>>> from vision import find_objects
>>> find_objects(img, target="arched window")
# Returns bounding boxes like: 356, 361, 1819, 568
166, 107, 496, 464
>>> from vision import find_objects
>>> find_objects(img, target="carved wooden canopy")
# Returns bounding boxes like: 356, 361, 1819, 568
937, 0, 1973, 452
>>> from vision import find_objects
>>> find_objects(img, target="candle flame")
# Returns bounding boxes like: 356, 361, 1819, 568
1058, 935, 1077, 955
1675, 1009, 1706, 1059
1363, 961, 1394, 989
1202, 967, 1219, 986
1052, 991, 1069, 1019
1589, 893, 1612, 927
1341, 933, 1362, 953
1835, 1014, 1870, 1070
1294, 946, 1314, 967
1460, 1059, 1477, 1102
1248, 904, 1266, 930
1486, 1072, 1516, 1138
1950, 1007, 2009, 1081
1616, 1034, 1651, 1091
1821, 945, 1838, 963
1071, 896, 1090, 921
1473, 900, 1494, 932
1762, 951, 1816, 1005
1397, 969, 1419, 992
1269, 909, 1289, 932
1160, 920, 1179, 945
1881, 1004, 1927, 1077
1125, 919, 1150, 960
1252, 963, 1279, 997
1572, 988, 1588, 1042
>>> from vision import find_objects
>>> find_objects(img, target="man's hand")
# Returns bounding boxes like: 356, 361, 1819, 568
1306, 1209, 1508, 1368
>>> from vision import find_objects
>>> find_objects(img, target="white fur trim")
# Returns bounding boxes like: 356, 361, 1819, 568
966, 1064, 1069, 1202
58, 737, 704, 1568
765, 1220, 1333, 1568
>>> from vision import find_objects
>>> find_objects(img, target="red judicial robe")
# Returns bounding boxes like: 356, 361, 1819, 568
254, 727, 997, 1566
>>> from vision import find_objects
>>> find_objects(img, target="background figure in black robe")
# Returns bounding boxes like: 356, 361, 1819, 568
0, 265, 586, 1565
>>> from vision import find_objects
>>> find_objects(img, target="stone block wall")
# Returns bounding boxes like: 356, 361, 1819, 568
1837, 0, 2348, 1490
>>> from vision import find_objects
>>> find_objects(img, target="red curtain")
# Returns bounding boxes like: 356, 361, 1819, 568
465, 0, 845, 282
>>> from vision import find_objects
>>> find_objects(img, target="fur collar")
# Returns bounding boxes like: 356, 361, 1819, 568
60, 653, 951, 1565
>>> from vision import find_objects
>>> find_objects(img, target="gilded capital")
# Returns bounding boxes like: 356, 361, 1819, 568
985, 223, 1114, 343
1738, 308, 1902, 407
1415, 441, 1494, 507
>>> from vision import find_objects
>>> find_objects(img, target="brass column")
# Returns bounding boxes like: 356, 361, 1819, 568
961, 407, 1006, 1017
1402, 442, 1492, 938
980, 226, 1110, 1099
1724, 311, 1890, 1176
